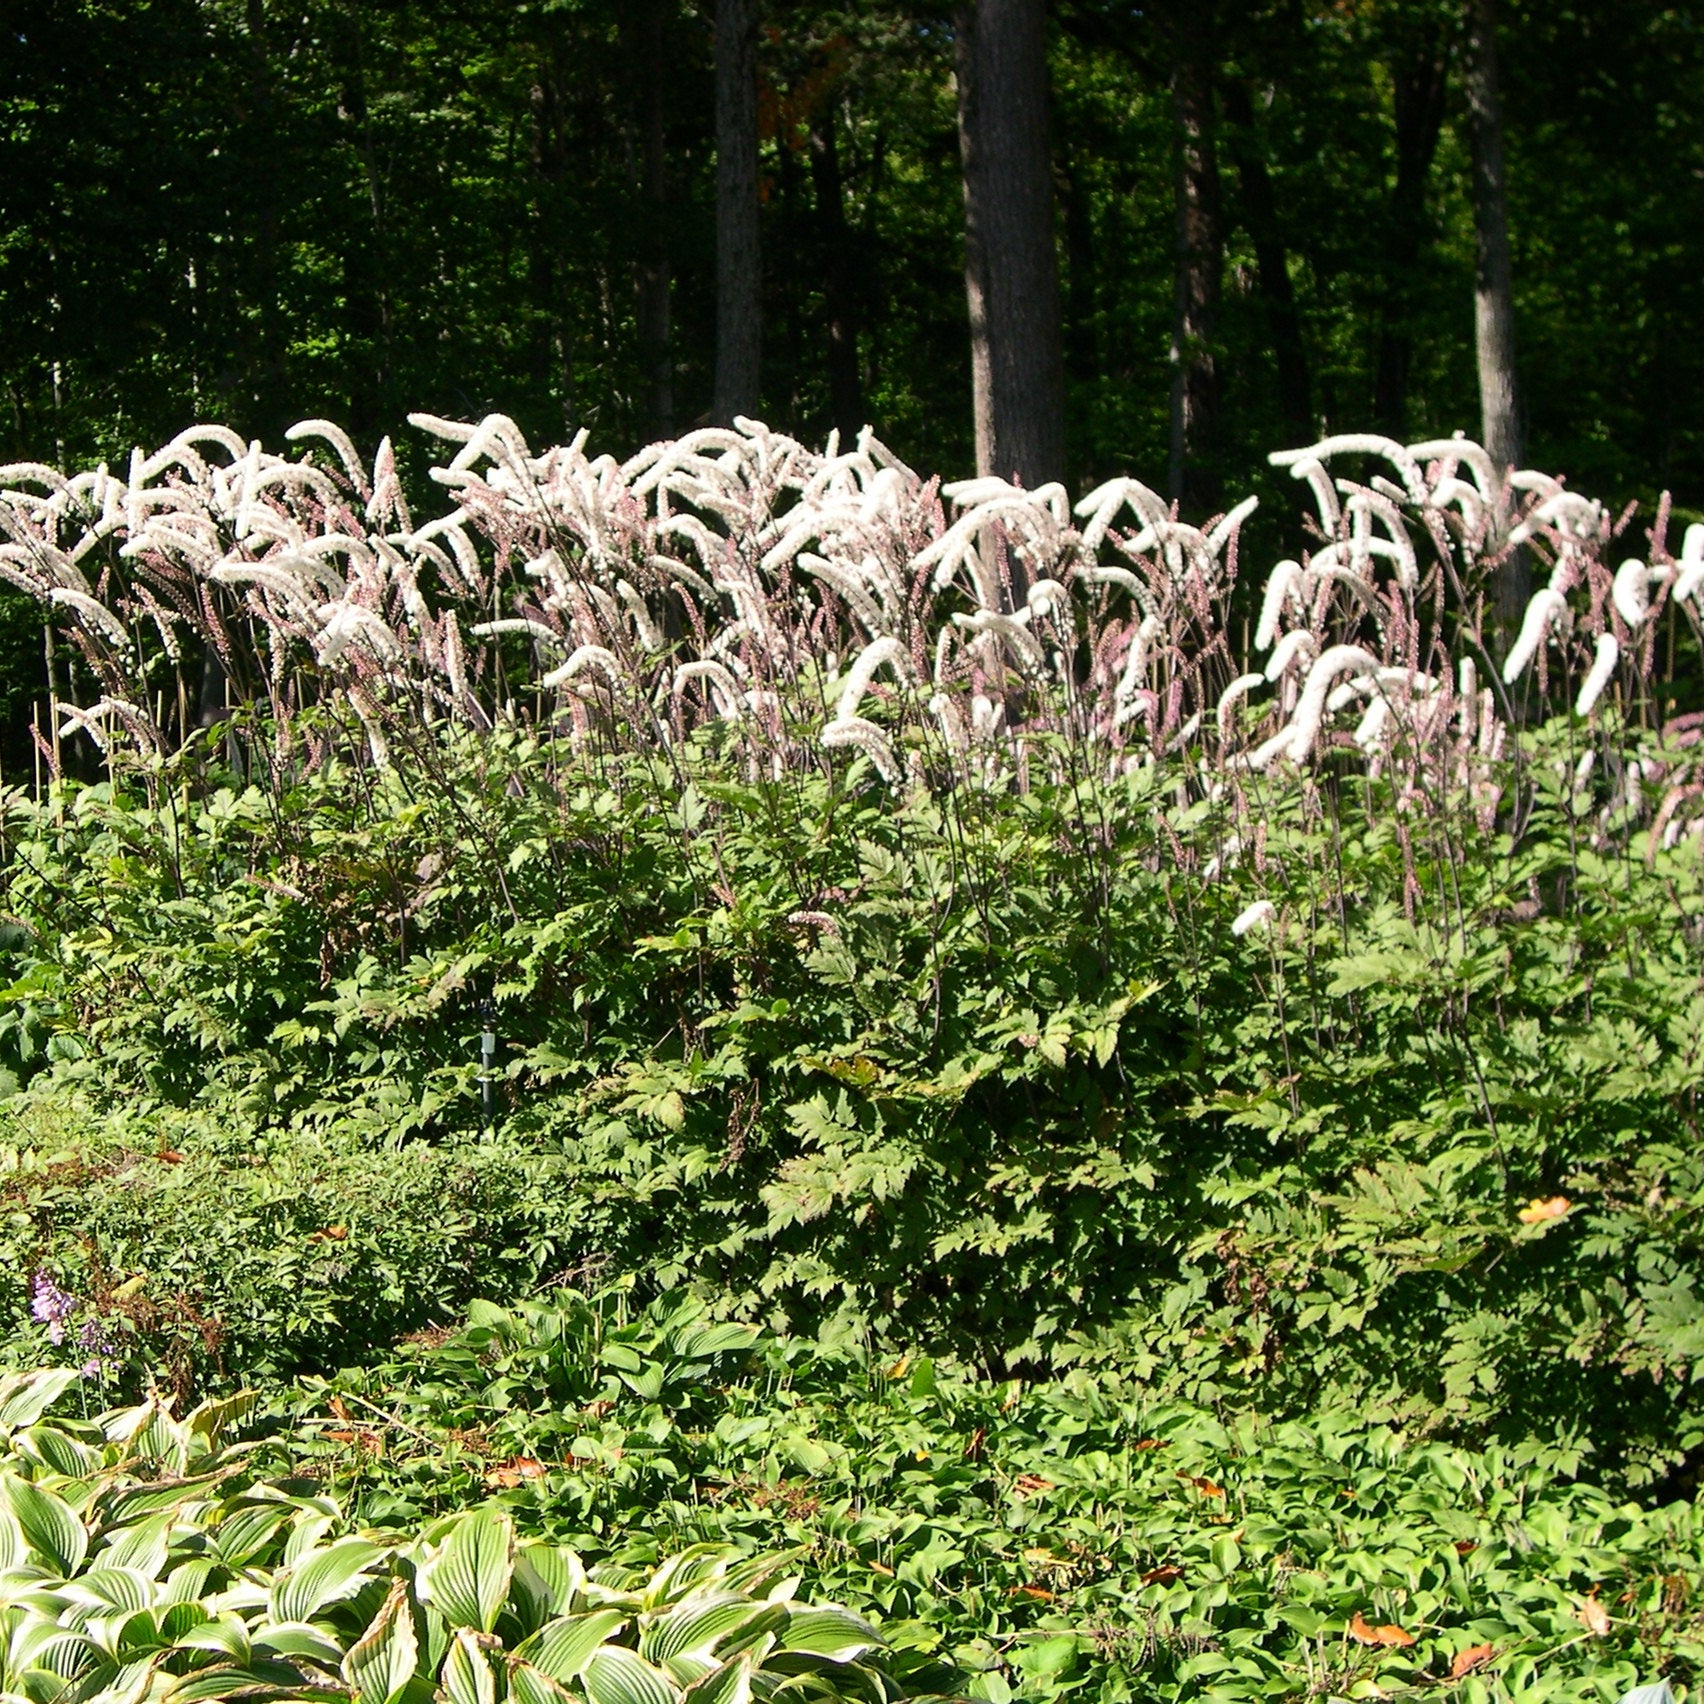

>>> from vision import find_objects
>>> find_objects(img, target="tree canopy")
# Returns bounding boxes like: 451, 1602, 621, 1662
2, 0, 1701, 510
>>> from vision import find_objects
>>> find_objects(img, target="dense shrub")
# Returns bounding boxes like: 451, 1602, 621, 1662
0, 1114, 580, 1389
2, 718, 1701, 1487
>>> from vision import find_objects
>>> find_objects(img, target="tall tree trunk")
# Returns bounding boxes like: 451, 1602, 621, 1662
809, 103, 865, 446
1222, 78, 1311, 450
1373, 37, 1446, 438
1464, 0, 1528, 631
635, 0, 673, 439
955, 0, 1067, 492
714, 0, 761, 424
1166, 6, 1223, 516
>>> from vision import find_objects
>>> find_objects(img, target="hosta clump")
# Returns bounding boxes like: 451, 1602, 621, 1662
0, 1369, 916, 1704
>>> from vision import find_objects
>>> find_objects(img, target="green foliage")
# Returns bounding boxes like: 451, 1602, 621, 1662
282, 1292, 1704, 1704
0, 1115, 583, 1389
2, 717, 1702, 1482
0, 1367, 913, 1704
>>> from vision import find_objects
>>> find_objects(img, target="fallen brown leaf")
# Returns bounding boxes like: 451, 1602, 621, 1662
1448, 1643, 1496, 1679
484, 1456, 547, 1489
1350, 1612, 1416, 1649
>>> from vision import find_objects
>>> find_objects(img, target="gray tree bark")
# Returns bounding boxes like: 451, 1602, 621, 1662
714, 0, 761, 425
955, 0, 1067, 492
1464, 0, 1529, 630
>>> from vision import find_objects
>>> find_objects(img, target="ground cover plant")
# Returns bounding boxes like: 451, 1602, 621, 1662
0, 418, 1699, 1700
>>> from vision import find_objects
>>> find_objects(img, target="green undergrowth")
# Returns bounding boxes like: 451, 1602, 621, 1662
0, 1114, 580, 1389
1, 716, 1702, 1483
10, 1293, 1704, 1704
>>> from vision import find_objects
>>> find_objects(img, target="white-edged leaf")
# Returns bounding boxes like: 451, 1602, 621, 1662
582, 1645, 679, 1704
512, 1544, 586, 1629
95, 1514, 174, 1580
777, 1606, 882, 1661
440, 1628, 500, 1704
3, 1472, 88, 1575
270, 1537, 386, 1624
0, 1369, 80, 1432
172, 1613, 252, 1664
71, 1568, 157, 1613
642, 1599, 780, 1667
679, 1655, 753, 1704
342, 1577, 419, 1704
515, 1609, 627, 1682
510, 1659, 580, 1704
418, 1508, 513, 1633
251, 1620, 346, 1668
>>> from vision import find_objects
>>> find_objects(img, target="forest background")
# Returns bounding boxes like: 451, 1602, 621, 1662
6, 0, 1699, 543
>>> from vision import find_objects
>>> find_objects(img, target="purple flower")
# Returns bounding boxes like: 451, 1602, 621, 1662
29, 1272, 75, 1346
76, 1316, 117, 1377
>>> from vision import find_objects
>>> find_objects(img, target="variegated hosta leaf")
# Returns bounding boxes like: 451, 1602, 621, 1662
775, 1608, 883, 1663
1, 1476, 87, 1577
0, 1373, 81, 1437
416, 1509, 513, 1634
439, 1627, 501, 1704
509, 1659, 579, 1704
512, 1608, 626, 1683
341, 1578, 418, 1704
269, 1538, 388, 1625
639, 1596, 785, 1682
510, 1544, 587, 1633
678, 1655, 754, 1704
582, 1644, 679, 1704
93, 1514, 175, 1580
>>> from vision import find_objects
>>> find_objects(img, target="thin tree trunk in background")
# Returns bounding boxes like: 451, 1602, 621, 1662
529, 65, 576, 432
1373, 37, 1445, 438
243, 0, 286, 425
1167, 7, 1223, 516
634, 0, 673, 439
334, 12, 389, 436
1222, 78, 1311, 450
809, 104, 865, 446
714, 0, 761, 424
1465, 0, 1529, 633
955, 0, 1068, 493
